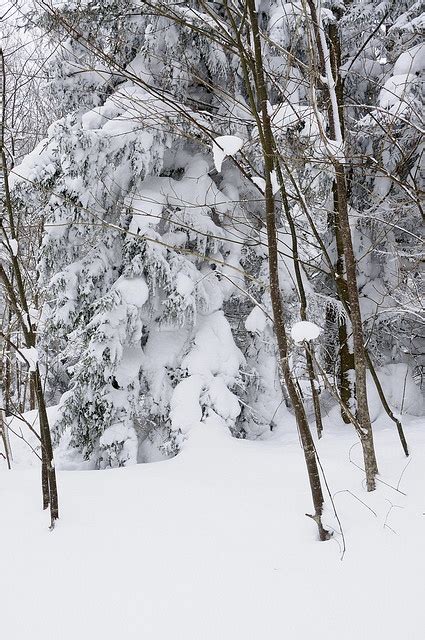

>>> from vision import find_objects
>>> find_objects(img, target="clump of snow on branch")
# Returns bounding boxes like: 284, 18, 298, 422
245, 306, 267, 334
212, 135, 243, 172
291, 321, 322, 344
16, 347, 39, 372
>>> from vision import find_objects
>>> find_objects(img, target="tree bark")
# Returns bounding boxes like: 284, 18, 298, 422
306, 0, 378, 490
0, 47, 59, 525
275, 165, 324, 438
246, 0, 330, 539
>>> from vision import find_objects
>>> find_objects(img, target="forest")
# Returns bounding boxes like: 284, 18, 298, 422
0, 1, 424, 639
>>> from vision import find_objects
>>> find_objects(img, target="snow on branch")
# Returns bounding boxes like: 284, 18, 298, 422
212, 135, 244, 172
291, 321, 322, 344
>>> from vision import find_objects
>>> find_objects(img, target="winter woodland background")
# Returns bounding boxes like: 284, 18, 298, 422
0, 1, 424, 638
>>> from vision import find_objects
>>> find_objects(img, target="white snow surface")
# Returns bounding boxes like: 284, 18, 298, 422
1, 407, 425, 640
291, 320, 322, 343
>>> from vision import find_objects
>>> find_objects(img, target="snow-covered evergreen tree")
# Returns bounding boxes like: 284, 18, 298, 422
9, 0, 424, 469
339, 0, 424, 378
11, 1, 260, 465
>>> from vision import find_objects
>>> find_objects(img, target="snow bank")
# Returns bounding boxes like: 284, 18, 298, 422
1, 412, 425, 640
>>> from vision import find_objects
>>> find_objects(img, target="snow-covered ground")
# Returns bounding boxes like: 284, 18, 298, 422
1, 409, 424, 639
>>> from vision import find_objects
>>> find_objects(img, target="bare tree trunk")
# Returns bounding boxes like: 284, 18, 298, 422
0, 393, 12, 469
332, 185, 355, 423
306, 0, 378, 490
334, 167, 378, 487
275, 166, 324, 438
2, 306, 13, 414
0, 47, 59, 525
29, 372, 36, 411
246, 0, 330, 539
275, 145, 408, 458
328, 18, 357, 424
35, 365, 59, 523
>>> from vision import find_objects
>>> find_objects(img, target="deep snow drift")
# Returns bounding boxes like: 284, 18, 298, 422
1, 408, 424, 640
